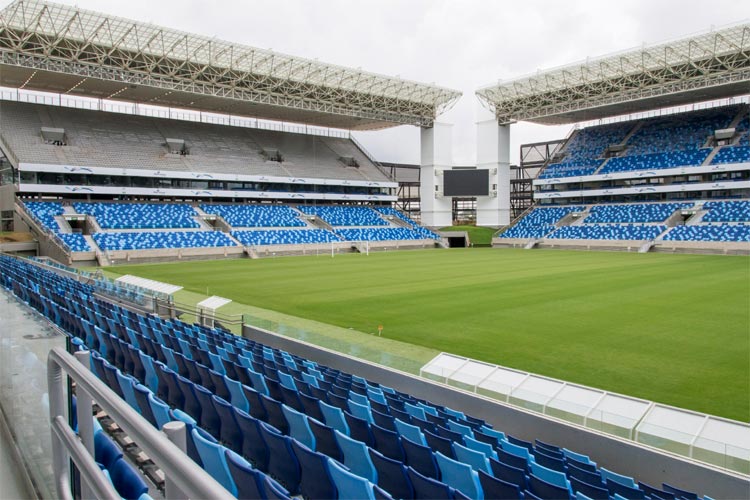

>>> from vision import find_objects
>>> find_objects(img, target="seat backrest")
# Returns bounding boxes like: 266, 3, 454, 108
600, 467, 636, 488
223, 376, 249, 413
563, 448, 595, 466
463, 435, 498, 460
234, 408, 270, 470
372, 409, 396, 431
534, 449, 567, 472
368, 448, 414, 500
406, 466, 453, 500
328, 459, 376, 500
132, 383, 157, 427
263, 475, 292, 500
308, 417, 343, 462
282, 404, 315, 450
424, 429, 455, 459
489, 457, 528, 489
148, 392, 172, 430
570, 476, 610, 500
258, 422, 301, 495
529, 473, 572, 500
500, 439, 533, 462
662, 483, 698, 500
371, 422, 405, 462
638, 482, 676, 500
109, 457, 149, 500
319, 400, 350, 435
404, 402, 427, 420
192, 384, 221, 438
348, 399, 374, 423
401, 436, 439, 480
191, 428, 237, 495
394, 418, 426, 446
259, 393, 289, 435
478, 469, 523, 500
606, 478, 646, 500
567, 462, 603, 485
435, 451, 483, 499
530, 461, 571, 490
453, 441, 491, 474
224, 449, 267, 500
344, 410, 375, 447
447, 420, 474, 439
334, 429, 377, 482
289, 439, 337, 500
94, 432, 123, 470
211, 396, 243, 453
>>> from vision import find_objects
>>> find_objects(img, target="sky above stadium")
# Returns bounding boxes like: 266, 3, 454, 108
51, 0, 749, 164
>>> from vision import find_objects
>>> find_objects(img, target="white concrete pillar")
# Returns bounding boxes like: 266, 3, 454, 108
420, 122, 453, 227
476, 107, 511, 227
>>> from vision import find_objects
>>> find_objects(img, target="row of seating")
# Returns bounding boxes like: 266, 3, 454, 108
538, 105, 746, 178
335, 227, 432, 242
584, 203, 693, 224
663, 224, 750, 242
702, 201, 750, 222
375, 207, 441, 240
23, 201, 91, 252
1, 255, 712, 500
231, 229, 340, 246
201, 205, 307, 228
298, 206, 389, 226
93, 230, 238, 251
73, 202, 199, 229
546, 224, 666, 241
499, 207, 584, 239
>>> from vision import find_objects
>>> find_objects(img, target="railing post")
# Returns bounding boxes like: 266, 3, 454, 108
73, 350, 96, 500
162, 421, 189, 500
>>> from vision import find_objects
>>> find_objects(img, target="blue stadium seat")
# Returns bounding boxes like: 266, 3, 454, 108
290, 440, 337, 500
435, 451, 484, 499
191, 428, 237, 495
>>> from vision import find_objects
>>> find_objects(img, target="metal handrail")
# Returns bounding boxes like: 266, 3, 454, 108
47, 347, 234, 500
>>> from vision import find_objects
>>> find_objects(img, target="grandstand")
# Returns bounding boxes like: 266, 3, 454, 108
0, 1, 748, 499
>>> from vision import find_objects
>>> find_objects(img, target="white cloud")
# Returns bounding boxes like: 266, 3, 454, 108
47, 0, 750, 163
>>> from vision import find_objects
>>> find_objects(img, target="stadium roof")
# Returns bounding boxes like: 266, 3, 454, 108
0, 0, 461, 130
476, 23, 750, 125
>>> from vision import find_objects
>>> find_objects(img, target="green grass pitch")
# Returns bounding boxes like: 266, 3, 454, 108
108, 249, 750, 421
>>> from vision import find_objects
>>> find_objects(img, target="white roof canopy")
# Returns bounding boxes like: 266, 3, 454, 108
197, 296, 232, 312
115, 274, 182, 295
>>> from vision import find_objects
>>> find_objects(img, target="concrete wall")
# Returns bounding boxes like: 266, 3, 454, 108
420, 123, 453, 227
243, 325, 750, 499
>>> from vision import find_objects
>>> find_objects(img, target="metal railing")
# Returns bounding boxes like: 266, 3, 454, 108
47, 346, 233, 500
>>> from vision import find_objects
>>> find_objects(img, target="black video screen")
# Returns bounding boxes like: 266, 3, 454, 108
443, 169, 489, 197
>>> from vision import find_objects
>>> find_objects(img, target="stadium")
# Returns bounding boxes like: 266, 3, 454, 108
0, 0, 748, 499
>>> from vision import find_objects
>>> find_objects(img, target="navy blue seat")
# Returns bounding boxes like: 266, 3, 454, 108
211, 396, 243, 453
529, 473, 571, 500
101, 362, 124, 398
299, 391, 325, 422
225, 449, 268, 500
279, 385, 305, 413
496, 449, 529, 472
407, 466, 453, 500
490, 458, 528, 490
570, 476, 608, 500
534, 450, 567, 472
110, 458, 149, 500
263, 475, 292, 500
639, 482, 676, 500
195, 363, 216, 392
193, 383, 221, 438
372, 409, 396, 431
566, 463, 602, 486
345, 410, 375, 447
369, 448, 414, 500
566, 456, 597, 473
478, 469, 523, 500
290, 439, 337, 500
241, 384, 268, 422
159, 365, 184, 410
259, 422, 301, 495
175, 375, 202, 423
425, 429, 456, 459
308, 418, 343, 462
606, 478, 646, 500
327, 392, 350, 412
209, 368, 231, 401
234, 409, 270, 470
402, 436, 439, 480
663, 483, 698, 500
437, 425, 464, 443
372, 423, 405, 462
260, 394, 290, 435
328, 459, 377, 500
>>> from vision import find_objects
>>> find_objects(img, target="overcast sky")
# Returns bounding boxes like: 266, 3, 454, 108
51, 0, 750, 164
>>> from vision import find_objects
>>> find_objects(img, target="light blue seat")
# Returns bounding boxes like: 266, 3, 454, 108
301, 372, 320, 388
417, 402, 439, 417
447, 420, 474, 439
115, 371, 140, 413
404, 402, 427, 420
349, 392, 370, 407
334, 429, 377, 482
500, 439, 534, 463
563, 448, 596, 466
600, 467, 636, 488
367, 388, 387, 405
443, 407, 466, 420
246, 369, 269, 396
319, 401, 350, 435
191, 428, 237, 495
282, 405, 315, 450
328, 458, 376, 500
453, 441, 491, 474
278, 372, 297, 391
237, 355, 254, 369
208, 352, 225, 374
348, 399, 374, 423
478, 426, 505, 444
435, 451, 484, 499
148, 392, 172, 430
463, 435, 498, 461
530, 462, 572, 493
138, 352, 158, 392
224, 376, 249, 413
394, 418, 426, 446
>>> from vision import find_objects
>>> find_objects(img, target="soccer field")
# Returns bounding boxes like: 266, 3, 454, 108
108, 249, 750, 421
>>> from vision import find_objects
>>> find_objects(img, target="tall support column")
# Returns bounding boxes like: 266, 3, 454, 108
420, 122, 453, 228
476, 109, 511, 227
